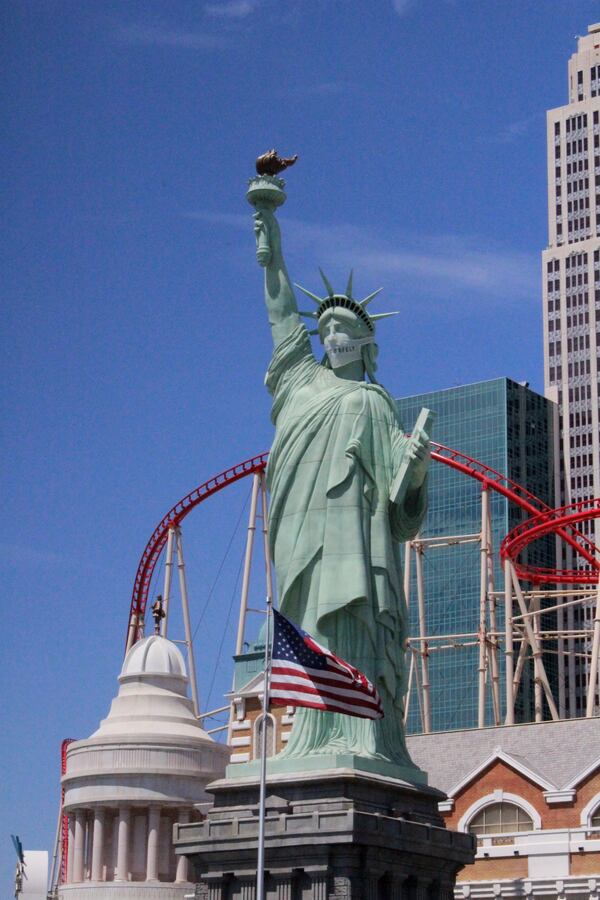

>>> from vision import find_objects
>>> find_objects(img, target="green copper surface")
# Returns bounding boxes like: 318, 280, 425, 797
242, 173, 432, 783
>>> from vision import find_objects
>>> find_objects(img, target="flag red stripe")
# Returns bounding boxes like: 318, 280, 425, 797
271, 664, 374, 694
271, 693, 382, 719
271, 658, 376, 691
270, 679, 382, 712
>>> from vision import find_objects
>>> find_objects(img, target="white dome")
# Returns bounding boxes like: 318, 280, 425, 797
119, 635, 187, 681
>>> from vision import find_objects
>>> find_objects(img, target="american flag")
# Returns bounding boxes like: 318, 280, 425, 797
269, 609, 384, 719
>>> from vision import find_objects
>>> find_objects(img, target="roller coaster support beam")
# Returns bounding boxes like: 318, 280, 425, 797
510, 563, 559, 721
504, 558, 515, 725
478, 487, 489, 728
235, 474, 261, 657
259, 474, 274, 616
586, 579, 600, 718
125, 611, 141, 655
161, 526, 176, 638
533, 595, 543, 722
484, 488, 501, 725
415, 542, 431, 733
175, 527, 200, 718
227, 469, 273, 744
403, 542, 411, 611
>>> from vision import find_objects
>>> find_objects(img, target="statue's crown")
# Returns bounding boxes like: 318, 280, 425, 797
296, 270, 398, 336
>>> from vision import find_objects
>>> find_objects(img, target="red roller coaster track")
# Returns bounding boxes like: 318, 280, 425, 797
126, 445, 599, 645
501, 497, 600, 585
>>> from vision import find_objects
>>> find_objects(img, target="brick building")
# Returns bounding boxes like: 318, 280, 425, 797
228, 662, 600, 898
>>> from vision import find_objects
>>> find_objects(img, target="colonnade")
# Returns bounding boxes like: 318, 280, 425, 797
64, 806, 192, 884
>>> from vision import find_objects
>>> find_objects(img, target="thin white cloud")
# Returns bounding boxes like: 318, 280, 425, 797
392, 0, 417, 16
0, 542, 103, 573
494, 112, 542, 144
115, 23, 223, 49
184, 209, 537, 305
205, 0, 259, 18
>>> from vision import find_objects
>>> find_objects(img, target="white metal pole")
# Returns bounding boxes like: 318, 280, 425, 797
256, 596, 273, 900
504, 559, 515, 725
477, 489, 488, 728
485, 494, 501, 725
415, 544, 431, 733
175, 527, 201, 718
235, 474, 261, 656
125, 612, 140, 656
259, 473, 274, 609
585, 579, 600, 717
556, 537, 566, 718
533, 596, 543, 722
48, 801, 63, 892
511, 566, 559, 720
161, 526, 176, 637
404, 650, 415, 725
513, 629, 530, 695
404, 541, 412, 610
227, 474, 262, 744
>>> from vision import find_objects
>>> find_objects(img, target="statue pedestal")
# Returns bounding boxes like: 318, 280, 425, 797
173, 767, 475, 899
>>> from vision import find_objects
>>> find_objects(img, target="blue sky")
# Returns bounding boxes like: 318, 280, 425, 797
2, 0, 599, 888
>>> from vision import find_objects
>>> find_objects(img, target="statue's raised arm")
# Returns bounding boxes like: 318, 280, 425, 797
247, 151, 300, 347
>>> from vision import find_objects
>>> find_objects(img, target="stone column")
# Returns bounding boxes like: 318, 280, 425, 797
239, 878, 257, 900
72, 810, 86, 883
309, 870, 329, 900
66, 815, 75, 884
90, 808, 105, 882
175, 810, 190, 883
272, 873, 292, 899
115, 807, 131, 882
392, 875, 407, 900
204, 877, 223, 900
146, 806, 161, 882
415, 879, 431, 900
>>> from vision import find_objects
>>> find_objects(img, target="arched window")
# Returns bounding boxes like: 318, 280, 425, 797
590, 806, 600, 827
253, 713, 276, 759
468, 802, 534, 836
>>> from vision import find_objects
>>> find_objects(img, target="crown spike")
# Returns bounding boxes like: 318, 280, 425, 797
370, 311, 399, 321
294, 283, 323, 305
318, 268, 335, 297
360, 288, 383, 308
345, 269, 354, 298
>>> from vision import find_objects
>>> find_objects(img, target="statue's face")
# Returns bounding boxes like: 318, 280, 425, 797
317, 307, 372, 344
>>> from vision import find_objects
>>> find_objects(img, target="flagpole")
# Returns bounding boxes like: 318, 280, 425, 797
256, 594, 273, 900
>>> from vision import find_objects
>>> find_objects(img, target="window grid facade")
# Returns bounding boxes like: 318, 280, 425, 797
543, 24, 600, 719
397, 379, 555, 733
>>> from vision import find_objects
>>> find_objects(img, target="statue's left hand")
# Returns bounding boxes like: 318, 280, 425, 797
406, 428, 430, 489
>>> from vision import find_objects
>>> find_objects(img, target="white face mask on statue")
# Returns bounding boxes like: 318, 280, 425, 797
323, 334, 374, 369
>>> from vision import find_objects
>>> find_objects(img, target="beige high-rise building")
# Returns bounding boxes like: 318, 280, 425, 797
542, 24, 600, 718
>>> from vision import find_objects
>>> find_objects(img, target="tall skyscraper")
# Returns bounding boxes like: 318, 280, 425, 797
543, 24, 600, 717
397, 378, 556, 733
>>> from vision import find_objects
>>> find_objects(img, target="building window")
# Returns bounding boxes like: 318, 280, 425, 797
253, 713, 276, 759
468, 802, 534, 836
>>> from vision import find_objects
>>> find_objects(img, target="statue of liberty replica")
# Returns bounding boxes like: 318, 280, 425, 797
174, 155, 475, 898
250, 152, 430, 780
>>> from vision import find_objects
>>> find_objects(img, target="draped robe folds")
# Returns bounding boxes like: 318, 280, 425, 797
265, 324, 428, 765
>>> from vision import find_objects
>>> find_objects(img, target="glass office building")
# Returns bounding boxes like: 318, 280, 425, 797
397, 378, 556, 733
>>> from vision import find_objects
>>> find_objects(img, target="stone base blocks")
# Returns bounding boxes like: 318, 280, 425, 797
174, 768, 475, 899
